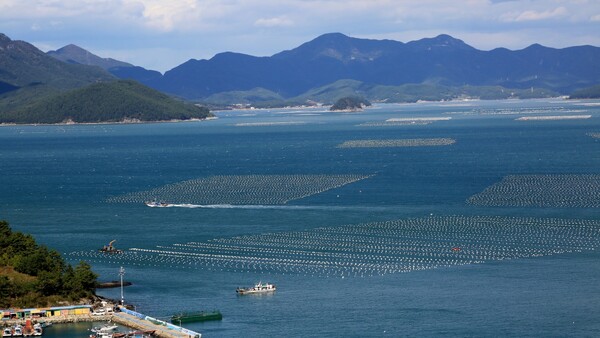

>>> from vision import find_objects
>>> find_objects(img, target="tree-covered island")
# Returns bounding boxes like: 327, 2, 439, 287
330, 96, 372, 111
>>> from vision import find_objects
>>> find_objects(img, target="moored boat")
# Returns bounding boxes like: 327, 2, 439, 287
236, 281, 276, 295
171, 310, 222, 324
91, 324, 118, 333
12, 325, 23, 337
32, 323, 42, 336
3, 327, 12, 337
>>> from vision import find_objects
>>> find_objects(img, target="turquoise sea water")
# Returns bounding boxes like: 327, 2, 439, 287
2, 99, 600, 337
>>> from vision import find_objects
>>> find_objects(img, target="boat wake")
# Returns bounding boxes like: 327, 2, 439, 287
159, 203, 390, 211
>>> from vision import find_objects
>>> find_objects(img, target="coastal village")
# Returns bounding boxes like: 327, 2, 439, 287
1, 301, 201, 337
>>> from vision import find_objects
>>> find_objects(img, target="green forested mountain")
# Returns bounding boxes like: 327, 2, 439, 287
0, 33, 211, 124
0, 34, 113, 94
205, 79, 559, 108
569, 85, 600, 99
0, 80, 211, 124
0, 220, 97, 308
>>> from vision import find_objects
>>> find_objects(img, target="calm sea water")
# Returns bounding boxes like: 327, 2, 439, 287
1, 99, 600, 337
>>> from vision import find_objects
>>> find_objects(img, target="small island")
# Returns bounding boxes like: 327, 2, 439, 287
330, 96, 371, 111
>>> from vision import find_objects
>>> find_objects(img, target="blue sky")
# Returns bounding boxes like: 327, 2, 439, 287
1, 0, 599, 73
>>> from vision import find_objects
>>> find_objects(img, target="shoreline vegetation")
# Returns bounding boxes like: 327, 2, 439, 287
197, 81, 562, 110
2, 95, 599, 126
0, 116, 217, 127
0, 220, 97, 309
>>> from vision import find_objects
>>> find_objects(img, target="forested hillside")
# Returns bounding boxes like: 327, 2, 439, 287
0, 221, 97, 308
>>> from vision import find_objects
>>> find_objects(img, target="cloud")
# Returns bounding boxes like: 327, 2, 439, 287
254, 16, 294, 28
501, 6, 568, 22
133, 0, 214, 31
0, 0, 125, 18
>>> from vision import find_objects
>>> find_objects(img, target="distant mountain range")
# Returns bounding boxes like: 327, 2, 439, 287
2, 31, 599, 122
47, 33, 600, 103
0, 33, 210, 124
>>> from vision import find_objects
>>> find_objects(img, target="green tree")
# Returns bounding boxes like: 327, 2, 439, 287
36, 270, 63, 296
0, 276, 14, 308
64, 261, 97, 299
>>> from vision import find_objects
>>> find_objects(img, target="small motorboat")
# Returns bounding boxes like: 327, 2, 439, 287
32, 323, 43, 336
3, 327, 13, 337
145, 200, 170, 207
91, 324, 118, 333
13, 325, 23, 336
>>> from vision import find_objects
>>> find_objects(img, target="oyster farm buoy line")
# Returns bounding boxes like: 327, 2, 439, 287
587, 132, 600, 139
358, 117, 451, 127
68, 215, 600, 278
107, 174, 374, 205
336, 138, 456, 148
467, 174, 600, 208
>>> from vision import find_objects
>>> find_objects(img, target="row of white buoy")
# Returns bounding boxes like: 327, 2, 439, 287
336, 138, 456, 148
468, 175, 600, 208
587, 132, 600, 139
358, 117, 451, 127
516, 115, 591, 121
233, 121, 308, 127
107, 174, 373, 205
458, 107, 586, 116
358, 121, 433, 127
68, 215, 600, 277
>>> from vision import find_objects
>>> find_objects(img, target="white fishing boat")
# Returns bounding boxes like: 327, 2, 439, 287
91, 324, 118, 333
144, 200, 170, 207
32, 323, 43, 336
236, 281, 276, 295
3, 327, 12, 337
13, 325, 23, 337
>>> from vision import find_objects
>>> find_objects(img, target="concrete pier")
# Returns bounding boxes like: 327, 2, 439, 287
113, 306, 201, 338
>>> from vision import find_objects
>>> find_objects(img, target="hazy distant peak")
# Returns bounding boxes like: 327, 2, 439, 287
274, 32, 403, 63
48, 44, 133, 70
407, 34, 474, 51
53, 44, 89, 55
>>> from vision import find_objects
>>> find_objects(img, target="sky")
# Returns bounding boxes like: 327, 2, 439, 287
1, 0, 599, 73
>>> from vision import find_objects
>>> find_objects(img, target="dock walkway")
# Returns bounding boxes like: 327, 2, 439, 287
113, 306, 201, 338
